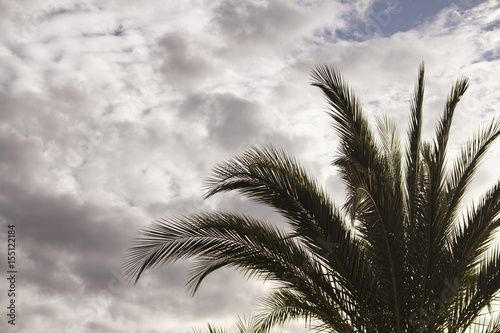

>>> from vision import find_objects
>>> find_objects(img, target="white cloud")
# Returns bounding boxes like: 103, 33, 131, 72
0, 0, 499, 332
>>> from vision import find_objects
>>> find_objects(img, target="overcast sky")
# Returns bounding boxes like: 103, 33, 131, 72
0, 0, 499, 332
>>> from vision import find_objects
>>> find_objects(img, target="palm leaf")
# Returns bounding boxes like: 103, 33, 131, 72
445, 118, 500, 225
124, 63, 500, 333
203, 145, 373, 306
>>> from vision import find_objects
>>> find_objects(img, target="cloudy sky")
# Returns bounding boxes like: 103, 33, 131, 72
0, 0, 499, 332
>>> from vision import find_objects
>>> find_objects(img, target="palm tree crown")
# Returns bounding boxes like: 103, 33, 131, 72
124, 63, 500, 332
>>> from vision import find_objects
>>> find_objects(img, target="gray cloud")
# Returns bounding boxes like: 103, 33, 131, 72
158, 31, 213, 90
212, 0, 303, 46
209, 0, 358, 62
178, 92, 262, 150
0, 0, 499, 332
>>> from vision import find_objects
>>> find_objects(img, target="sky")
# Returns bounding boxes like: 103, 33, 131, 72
0, 0, 499, 332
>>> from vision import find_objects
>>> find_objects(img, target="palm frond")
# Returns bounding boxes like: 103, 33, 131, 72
310, 64, 383, 211
449, 248, 500, 331
123, 213, 312, 293
403, 66, 427, 304
203, 145, 371, 303
445, 118, 500, 225
405, 61, 425, 225
471, 310, 500, 333
256, 288, 354, 333
433, 76, 469, 176
192, 316, 267, 333
312, 65, 410, 332
192, 324, 229, 333
448, 180, 500, 279
376, 114, 404, 194
124, 63, 500, 333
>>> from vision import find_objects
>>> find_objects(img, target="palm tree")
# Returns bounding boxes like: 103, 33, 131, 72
123, 62, 500, 332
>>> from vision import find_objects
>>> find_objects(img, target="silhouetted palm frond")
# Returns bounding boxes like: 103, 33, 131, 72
124, 63, 500, 333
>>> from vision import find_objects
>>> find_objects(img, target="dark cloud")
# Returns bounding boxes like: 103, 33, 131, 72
177, 92, 263, 150
212, 0, 302, 45
0, 182, 137, 288
208, 0, 354, 62
205, 94, 261, 150
210, 0, 310, 60
158, 31, 213, 90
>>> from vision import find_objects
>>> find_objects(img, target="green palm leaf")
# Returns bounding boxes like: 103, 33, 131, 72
124, 63, 500, 333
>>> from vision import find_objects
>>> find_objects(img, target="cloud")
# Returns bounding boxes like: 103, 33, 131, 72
209, 0, 356, 61
177, 92, 262, 149
0, 0, 499, 332
158, 31, 214, 90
